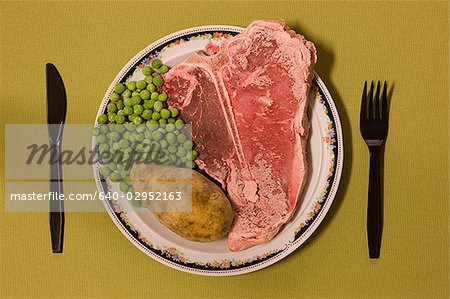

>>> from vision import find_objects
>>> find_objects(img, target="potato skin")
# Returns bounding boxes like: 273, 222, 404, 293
131, 164, 233, 242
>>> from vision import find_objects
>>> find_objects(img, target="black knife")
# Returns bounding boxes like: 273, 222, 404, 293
46, 63, 67, 253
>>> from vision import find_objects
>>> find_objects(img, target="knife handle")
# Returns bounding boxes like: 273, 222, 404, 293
367, 146, 383, 258
50, 142, 64, 253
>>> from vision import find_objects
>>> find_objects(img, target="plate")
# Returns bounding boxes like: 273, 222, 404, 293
94, 25, 344, 276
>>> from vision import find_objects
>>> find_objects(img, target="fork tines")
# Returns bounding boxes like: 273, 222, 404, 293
361, 81, 388, 120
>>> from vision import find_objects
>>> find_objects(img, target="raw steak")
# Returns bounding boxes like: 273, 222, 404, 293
163, 20, 316, 251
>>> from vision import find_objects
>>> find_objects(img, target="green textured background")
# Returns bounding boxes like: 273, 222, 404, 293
1, 1, 448, 298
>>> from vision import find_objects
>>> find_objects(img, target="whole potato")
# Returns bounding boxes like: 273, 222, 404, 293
131, 163, 233, 242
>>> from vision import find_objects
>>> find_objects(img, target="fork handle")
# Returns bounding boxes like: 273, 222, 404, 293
367, 146, 383, 258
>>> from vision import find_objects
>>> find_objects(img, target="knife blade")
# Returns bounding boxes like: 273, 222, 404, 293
46, 63, 67, 254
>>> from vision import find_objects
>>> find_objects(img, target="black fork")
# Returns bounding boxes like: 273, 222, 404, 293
360, 81, 389, 258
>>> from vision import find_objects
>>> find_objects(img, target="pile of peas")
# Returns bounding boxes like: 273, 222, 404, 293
93, 58, 198, 198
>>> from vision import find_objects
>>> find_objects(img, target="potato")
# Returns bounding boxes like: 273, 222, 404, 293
131, 163, 233, 242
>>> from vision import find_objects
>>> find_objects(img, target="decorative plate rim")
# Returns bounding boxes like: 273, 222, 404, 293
93, 25, 344, 276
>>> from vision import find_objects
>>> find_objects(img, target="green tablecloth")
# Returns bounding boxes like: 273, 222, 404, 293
1, 1, 448, 298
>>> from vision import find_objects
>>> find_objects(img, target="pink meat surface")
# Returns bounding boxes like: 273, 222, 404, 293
164, 20, 316, 251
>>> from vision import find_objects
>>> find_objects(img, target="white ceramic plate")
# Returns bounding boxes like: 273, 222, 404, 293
94, 25, 344, 276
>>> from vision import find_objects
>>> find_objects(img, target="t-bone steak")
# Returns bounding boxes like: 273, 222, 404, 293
163, 20, 317, 251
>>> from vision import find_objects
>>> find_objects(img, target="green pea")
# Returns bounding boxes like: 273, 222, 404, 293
144, 99, 155, 109
160, 65, 169, 74
176, 147, 186, 157
159, 140, 168, 149
166, 123, 175, 132
166, 132, 176, 144
92, 127, 100, 136
144, 130, 153, 139
126, 81, 137, 91
115, 124, 125, 133
167, 145, 177, 153
96, 134, 107, 143
131, 95, 141, 105
109, 132, 120, 141
142, 66, 152, 76
119, 139, 130, 149
147, 119, 158, 126
123, 106, 133, 115
167, 118, 176, 124
153, 75, 164, 87
140, 90, 150, 100
136, 125, 146, 133
114, 83, 126, 94
152, 112, 161, 120
133, 116, 143, 124
124, 98, 133, 107
158, 93, 168, 102
158, 118, 167, 125
175, 118, 184, 129
127, 135, 136, 144
126, 123, 136, 131
119, 181, 129, 192
145, 76, 154, 84
157, 127, 166, 135
152, 130, 163, 140
150, 92, 159, 101
134, 105, 144, 115
116, 115, 125, 124
107, 103, 117, 113
132, 91, 140, 97
116, 100, 124, 109
189, 150, 198, 160
183, 140, 193, 150
177, 134, 187, 143
110, 172, 121, 182
146, 83, 156, 92
168, 108, 179, 117
151, 58, 163, 69
103, 130, 112, 139
97, 114, 108, 124
154, 101, 163, 112
99, 143, 110, 153
160, 109, 170, 119
108, 123, 117, 132
185, 160, 196, 169
136, 80, 147, 90
122, 89, 132, 98
180, 157, 187, 163
112, 143, 121, 152
123, 131, 132, 140
134, 132, 144, 142
110, 92, 120, 102
108, 113, 116, 123
99, 124, 109, 134
152, 72, 159, 77
141, 109, 152, 120
99, 166, 111, 177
